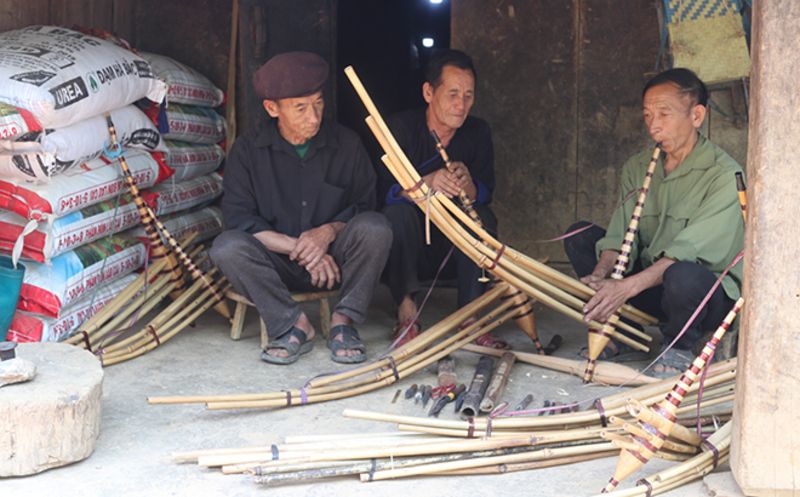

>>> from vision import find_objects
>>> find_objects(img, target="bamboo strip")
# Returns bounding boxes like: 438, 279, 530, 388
222, 436, 536, 474
360, 442, 617, 481
284, 431, 423, 444
462, 344, 658, 386
434, 451, 617, 475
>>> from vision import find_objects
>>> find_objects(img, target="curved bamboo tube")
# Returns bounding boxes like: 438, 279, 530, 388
100, 282, 231, 366
591, 422, 731, 497
375, 127, 652, 354
345, 65, 654, 326
204, 303, 521, 410
601, 298, 743, 493
379, 150, 647, 351
147, 283, 509, 406
64, 258, 171, 345
584, 146, 661, 383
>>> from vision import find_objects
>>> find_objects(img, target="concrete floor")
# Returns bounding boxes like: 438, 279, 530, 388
2, 285, 736, 497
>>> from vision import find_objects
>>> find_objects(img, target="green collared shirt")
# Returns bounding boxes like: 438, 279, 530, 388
596, 134, 744, 300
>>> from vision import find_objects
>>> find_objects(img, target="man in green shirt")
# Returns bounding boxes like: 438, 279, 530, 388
564, 68, 744, 376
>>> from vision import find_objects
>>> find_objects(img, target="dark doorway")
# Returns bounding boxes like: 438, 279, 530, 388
336, 0, 451, 161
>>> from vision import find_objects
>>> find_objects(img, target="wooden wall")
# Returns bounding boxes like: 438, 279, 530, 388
0, 0, 747, 260
452, 0, 749, 263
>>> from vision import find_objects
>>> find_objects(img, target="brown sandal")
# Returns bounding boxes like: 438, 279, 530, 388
392, 319, 421, 348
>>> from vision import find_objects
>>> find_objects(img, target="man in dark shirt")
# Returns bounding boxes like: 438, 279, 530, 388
211, 52, 392, 365
380, 49, 505, 348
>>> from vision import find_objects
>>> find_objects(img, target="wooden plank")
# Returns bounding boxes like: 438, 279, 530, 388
0, 0, 51, 32
575, 0, 660, 259
707, 85, 748, 167
731, 2, 800, 495
48, 0, 113, 30
452, 0, 578, 262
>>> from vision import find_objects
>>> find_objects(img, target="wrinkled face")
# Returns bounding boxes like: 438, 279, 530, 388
264, 91, 324, 145
423, 65, 475, 132
642, 83, 705, 154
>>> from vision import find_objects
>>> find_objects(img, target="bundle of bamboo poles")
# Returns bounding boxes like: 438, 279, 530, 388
341, 66, 657, 382
60, 114, 231, 366
148, 281, 659, 411
599, 297, 744, 493
169, 384, 732, 487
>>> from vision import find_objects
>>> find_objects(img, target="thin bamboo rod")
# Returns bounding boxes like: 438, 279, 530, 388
462, 344, 658, 386
434, 451, 617, 475
360, 442, 617, 481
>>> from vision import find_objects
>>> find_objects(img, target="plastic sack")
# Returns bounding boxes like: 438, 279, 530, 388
17, 235, 145, 318
6, 273, 136, 342
0, 105, 165, 182
140, 52, 224, 107
0, 26, 166, 140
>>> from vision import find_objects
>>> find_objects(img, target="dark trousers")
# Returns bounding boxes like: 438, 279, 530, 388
382, 202, 498, 309
210, 212, 392, 339
563, 221, 735, 349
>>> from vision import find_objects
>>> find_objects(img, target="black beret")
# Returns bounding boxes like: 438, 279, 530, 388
252, 51, 329, 100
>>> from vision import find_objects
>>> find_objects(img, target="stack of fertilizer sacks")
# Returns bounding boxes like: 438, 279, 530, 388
0, 26, 224, 343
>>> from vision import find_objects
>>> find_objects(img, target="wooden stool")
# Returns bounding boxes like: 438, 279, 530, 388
225, 289, 337, 349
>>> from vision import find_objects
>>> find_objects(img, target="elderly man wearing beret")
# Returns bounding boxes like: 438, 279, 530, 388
211, 51, 392, 365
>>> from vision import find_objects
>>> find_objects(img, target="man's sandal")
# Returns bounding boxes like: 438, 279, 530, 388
260, 327, 314, 365
328, 324, 367, 364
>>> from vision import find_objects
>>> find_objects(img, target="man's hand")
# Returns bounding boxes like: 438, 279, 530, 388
450, 161, 477, 200
582, 278, 637, 324
307, 255, 341, 289
290, 225, 336, 267
423, 169, 462, 198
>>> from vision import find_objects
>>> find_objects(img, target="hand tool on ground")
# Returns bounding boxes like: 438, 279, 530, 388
429, 384, 466, 417
513, 394, 534, 411
421, 385, 433, 407
404, 384, 418, 400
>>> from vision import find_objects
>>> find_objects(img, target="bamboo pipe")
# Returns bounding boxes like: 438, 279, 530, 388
284, 431, 424, 444
500, 287, 542, 352
344, 64, 654, 327
147, 284, 506, 404
479, 351, 516, 413
100, 282, 231, 366
306, 282, 508, 388
435, 451, 617, 475
229, 436, 537, 472
378, 155, 644, 355
107, 114, 230, 319
81, 244, 205, 349
585, 146, 661, 382
173, 435, 443, 464
462, 344, 659, 386
601, 298, 743, 493
251, 445, 550, 483
361, 442, 617, 482
378, 144, 650, 350
591, 422, 731, 497
342, 367, 735, 432
97, 268, 222, 359
204, 303, 522, 410
64, 258, 171, 344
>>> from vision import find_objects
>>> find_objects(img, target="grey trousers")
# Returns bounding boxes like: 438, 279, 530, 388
210, 212, 392, 340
